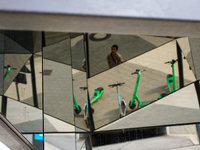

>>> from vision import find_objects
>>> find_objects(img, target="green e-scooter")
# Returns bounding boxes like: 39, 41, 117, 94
3, 65, 17, 95
4, 65, 16, 80
73, 95, 81, 114
165, 59, 178, 93
73, 79, 82, 114
129, 69, 148, 109
129, 69, 168, 110
80, 86, 104, 128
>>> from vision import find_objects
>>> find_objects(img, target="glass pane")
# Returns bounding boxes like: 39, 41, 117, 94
92, 124, 198, 149
177, 37, 196, 85
43, 32, 71, 65
0, 96, 1, 109
188, 37, 200, 80
71, 33, 89, 131
76, 133, 88, 150
3, 31, 33, 54
23, 134, 44, 150
0, 116, 36, 150
97, 83, 200, 131
43, 32, 74, 132
88, 33, 174, 77
6, 97, 42, 133
89, 36, 179, 129
0, 54, 3, 95
4, 55, 42, 109
33, 32, 42, 54
0, 31, 5, 54
44, 133, 76, 150
3, 54, 32, 99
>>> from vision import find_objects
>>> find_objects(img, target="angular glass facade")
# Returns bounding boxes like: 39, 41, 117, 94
0, 30, 200, 149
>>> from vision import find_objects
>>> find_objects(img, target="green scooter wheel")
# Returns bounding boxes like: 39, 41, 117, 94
74, 105, 81, 114
129, 101, 136, 109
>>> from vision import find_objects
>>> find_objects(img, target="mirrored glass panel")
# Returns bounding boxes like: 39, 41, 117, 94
6, 97, 42, 133
177, 37, 196, 86
71, 33, 89, 131
43, 32, 71, 65
4, 54, 32, 100
0, 54, 3, 95
188, 37, 200, 80
88, 34, 178, 129
4, 54, 42, 108
93, 124, 198, 149
2, 31, 33, 54
23, 134, 43, 150
44, 133, 76, 150
0, 96, 1, 109
0, 31, 5, 54
97, 83, 200, 131
76, 133, 88, 150
43, 32, 74, 132
88, 33, 174, 77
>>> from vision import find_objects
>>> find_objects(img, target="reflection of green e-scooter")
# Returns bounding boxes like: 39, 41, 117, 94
73, 95, 81, 114
3, 65, 17, 95
129, 69, 168, 110
73, 79, 82, 114
165, 59, 178, 93
129, 70, 149, 109
4, 65, 16, 80
80, 87, 104, 128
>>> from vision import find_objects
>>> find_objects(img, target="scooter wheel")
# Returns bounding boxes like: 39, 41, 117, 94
91, 107, 94, 114
160, 93, 168, 98
129, 101, 136, 109
74, 105, 81, 114
85, 117, 90, 128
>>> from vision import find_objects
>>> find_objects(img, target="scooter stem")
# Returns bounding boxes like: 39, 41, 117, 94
73, 94, 80, 111
172, 63, 177, 91
130, 71, 141, 106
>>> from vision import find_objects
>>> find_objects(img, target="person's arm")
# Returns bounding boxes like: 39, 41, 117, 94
118, 54, 124, 63
82, 65, 86, 71
82, 59, 86, 71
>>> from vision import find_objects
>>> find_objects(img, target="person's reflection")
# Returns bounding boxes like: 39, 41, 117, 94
82, 59, 86, 71
107, 44, 124, 68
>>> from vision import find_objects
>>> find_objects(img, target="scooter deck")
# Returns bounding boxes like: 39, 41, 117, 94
90, 87, 104, 104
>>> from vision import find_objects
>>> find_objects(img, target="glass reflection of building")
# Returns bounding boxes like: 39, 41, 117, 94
1, 30, 200, 149
1, 3, 200, 149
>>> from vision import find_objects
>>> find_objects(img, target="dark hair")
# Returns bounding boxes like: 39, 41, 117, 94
112, 44, 118, 50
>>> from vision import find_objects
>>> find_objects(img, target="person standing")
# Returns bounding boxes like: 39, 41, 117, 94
107, 44, 124, 68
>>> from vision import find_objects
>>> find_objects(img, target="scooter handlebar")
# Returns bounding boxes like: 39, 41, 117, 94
80, 87, 87, 90
165, 59, 178, 64
108, 82, 125, 87
131, 69, 145, 75
4, 66, 17, 70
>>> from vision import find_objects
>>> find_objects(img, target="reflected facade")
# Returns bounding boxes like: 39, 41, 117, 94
0, 30, 200, 149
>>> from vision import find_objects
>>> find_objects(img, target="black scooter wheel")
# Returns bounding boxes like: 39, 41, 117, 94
85, 117, 90, 128
91, 107, 94, 114
74, 106, 81, 114
160, 93, 168, 98
129, 101, 136, 109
